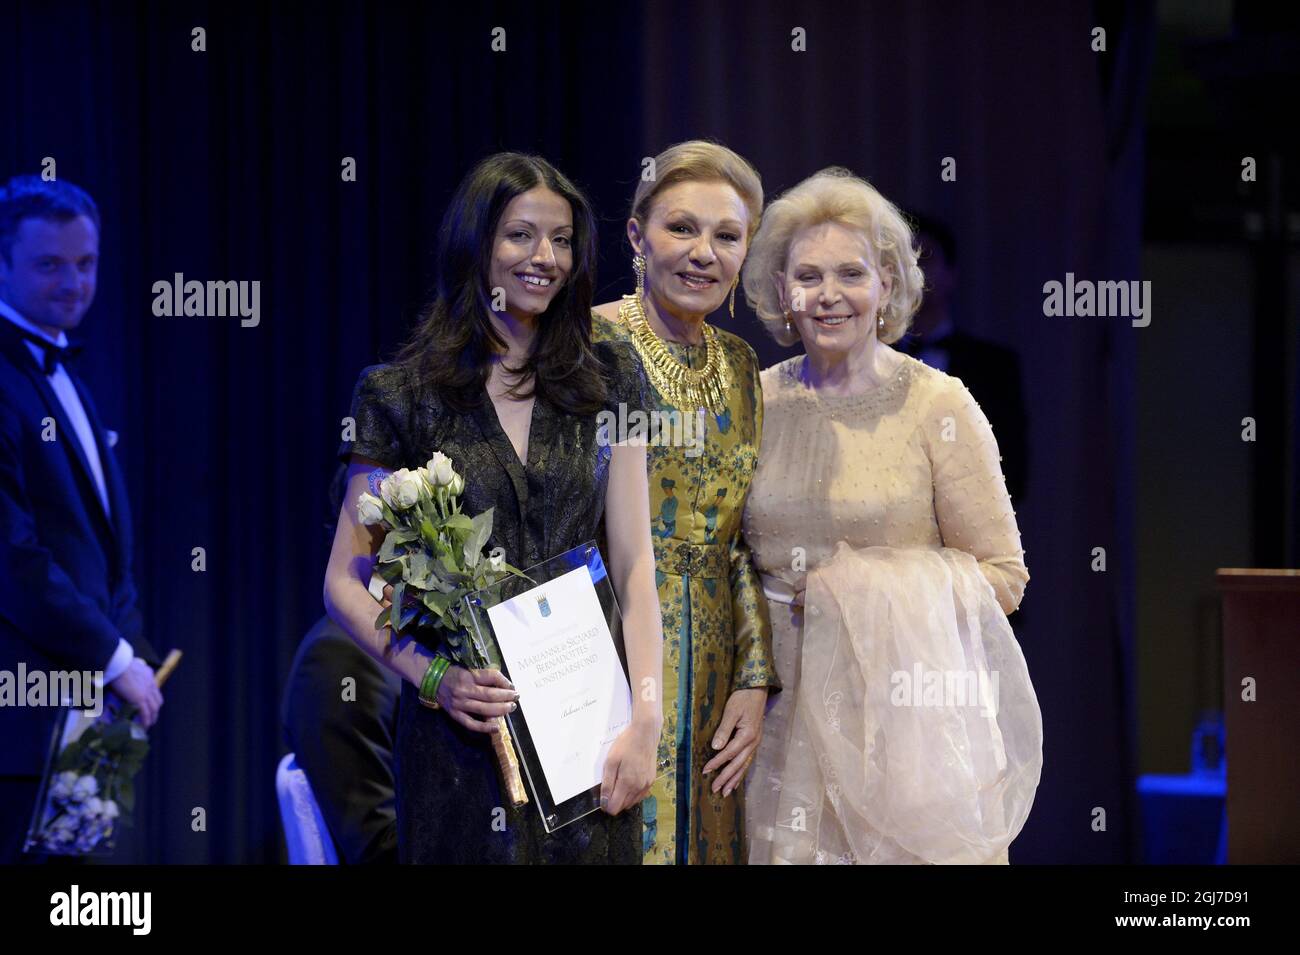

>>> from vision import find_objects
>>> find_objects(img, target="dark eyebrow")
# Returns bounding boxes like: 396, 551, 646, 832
502, 219, 572, 233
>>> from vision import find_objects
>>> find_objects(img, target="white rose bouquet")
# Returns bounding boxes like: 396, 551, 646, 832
358, 452, 531, 804
26, 650, 181, 855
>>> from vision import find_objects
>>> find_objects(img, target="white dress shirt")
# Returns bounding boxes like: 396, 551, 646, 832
0, 298, 133, 684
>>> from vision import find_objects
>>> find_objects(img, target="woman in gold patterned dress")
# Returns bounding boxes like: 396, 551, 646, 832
592, 141, 779, 864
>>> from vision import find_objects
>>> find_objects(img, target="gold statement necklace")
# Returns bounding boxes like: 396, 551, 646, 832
619, 293, 730, 415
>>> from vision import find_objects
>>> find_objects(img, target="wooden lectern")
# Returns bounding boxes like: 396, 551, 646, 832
1216, 569, 1300, 863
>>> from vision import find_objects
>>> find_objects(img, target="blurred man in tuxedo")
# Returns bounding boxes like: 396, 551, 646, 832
0, 176, 162, 862
282, 615, 400, 864
905, 215, 1029, 505
281, 466, 399, 864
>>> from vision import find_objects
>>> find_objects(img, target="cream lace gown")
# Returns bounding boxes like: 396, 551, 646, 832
742, 351, 1042, 864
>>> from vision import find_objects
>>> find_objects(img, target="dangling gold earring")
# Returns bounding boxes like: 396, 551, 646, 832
632, 253, 647, 299
877, 309, 886, 335
784, 313, 794, 336
728, 277, 738, 319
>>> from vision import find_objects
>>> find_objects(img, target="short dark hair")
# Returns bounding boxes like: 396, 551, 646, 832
0, 176, 101, 265
910, 212, 957, 267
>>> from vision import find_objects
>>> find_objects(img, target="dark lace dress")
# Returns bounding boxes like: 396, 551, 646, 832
338, 339, 650, 864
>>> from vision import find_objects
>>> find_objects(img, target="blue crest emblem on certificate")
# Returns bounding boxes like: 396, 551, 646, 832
537, 594, 551, 617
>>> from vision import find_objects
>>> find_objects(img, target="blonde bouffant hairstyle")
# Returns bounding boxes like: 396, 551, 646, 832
742, 167, 924, 347
630, 140, 764, 241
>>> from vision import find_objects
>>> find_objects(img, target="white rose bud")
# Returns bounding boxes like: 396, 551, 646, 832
378, 471, 400, 508
52, 771, 77, 801
399, 469, 427, 507
448, 470, 465, 497
427, 452, 455, 487
71, 775, 98, 802
488, 551, 504, 573
382, 468, 423, 510
356, 491, 385, 525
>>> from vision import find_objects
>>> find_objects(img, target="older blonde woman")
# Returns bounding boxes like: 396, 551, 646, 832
740, 168, 1042, 864
592, 141, 779, 864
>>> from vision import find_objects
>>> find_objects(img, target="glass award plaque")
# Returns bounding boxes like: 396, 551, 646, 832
463, 541, 635, 833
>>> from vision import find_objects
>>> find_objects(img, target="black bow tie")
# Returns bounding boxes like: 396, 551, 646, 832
11, 326, 84, 375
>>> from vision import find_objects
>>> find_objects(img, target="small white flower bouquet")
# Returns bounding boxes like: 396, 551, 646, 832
30, 764, 131, 855
358, 452, 531, 802
25, 650, 181, 856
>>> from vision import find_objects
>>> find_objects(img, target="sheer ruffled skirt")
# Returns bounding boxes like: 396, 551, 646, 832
747, 544, 1042, 865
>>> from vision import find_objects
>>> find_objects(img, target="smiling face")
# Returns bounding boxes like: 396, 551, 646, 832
779, 221, 892, 361
632, 180, 749, 322
487, 186, 574, 320
0, 215, 99, 337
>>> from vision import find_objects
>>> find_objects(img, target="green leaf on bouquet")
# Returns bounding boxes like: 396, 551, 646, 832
390, 581, 406, 626
118, 777, 135, 813
463, 509, 493, 569
443, 512, 473, 534
404, 550, 433, 589
442, 629, 481, 667
419, 517, 439, 546
374, 606, 391, 630
428, 554, 467, 586
420, 590, 455, 615
101, 720, 132, 749
377, 533, 402, 563
55, 739, 87, 772
440, 542, 469, 572
396, 602, 421, 631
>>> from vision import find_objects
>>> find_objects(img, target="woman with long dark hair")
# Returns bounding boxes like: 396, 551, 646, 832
325, 153, 663, 863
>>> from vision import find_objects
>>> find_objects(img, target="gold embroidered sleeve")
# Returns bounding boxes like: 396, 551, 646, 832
729, 346, 780, 694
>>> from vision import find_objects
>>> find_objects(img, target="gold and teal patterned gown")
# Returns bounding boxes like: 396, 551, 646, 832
592, 312, 780, 864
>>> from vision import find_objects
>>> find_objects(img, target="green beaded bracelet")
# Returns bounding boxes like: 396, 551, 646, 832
418, 657, 451, 709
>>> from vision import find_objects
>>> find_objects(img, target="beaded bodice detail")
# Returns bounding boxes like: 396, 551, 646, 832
742, 350, 1028, 613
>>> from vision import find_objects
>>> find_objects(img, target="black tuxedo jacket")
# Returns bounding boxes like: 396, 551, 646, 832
0, 317, 159, 774
281, 614, 400, 864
